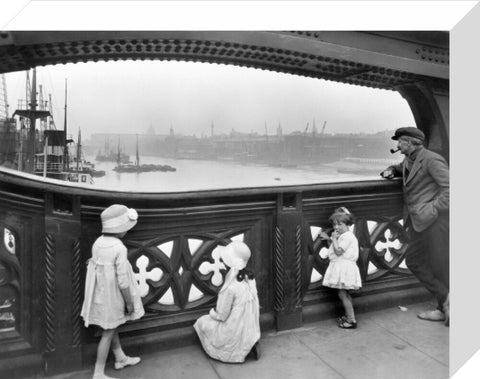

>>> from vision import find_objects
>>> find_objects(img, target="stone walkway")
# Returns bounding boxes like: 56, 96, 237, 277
50, 301, 449, 379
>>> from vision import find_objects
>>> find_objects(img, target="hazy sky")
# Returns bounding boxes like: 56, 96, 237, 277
4, 60, 415, 141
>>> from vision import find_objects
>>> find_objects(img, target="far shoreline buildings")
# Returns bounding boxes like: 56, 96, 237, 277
84, 128, 399, 169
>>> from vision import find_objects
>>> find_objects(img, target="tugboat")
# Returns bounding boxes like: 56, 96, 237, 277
68, 129, 106, 181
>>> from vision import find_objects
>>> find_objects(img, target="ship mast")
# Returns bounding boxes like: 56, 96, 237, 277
12, 69, 51, 173
63, 79, 68, 171
76, 129, 81, 174
48, 93, 55, 129
0, 74, 8, 119
135, 134, 140, 168
27, 69, 37, 173
116, 136, 121, 166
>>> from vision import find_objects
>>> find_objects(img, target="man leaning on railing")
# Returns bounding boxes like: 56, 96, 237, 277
381, 127, 449, 326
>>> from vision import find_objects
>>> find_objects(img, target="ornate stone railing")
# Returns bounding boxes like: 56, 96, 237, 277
0, 168, 426, 376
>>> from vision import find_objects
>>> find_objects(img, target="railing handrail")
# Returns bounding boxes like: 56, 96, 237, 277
34, 162, 63, 170
0, 166, 402, 201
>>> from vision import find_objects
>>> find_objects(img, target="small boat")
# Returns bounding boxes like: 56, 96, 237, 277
113, 135, 176, 173
113, 163, 176, 173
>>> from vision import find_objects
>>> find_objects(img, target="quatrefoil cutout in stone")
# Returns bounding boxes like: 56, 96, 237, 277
199, 246, 226, 287
198, 234, 244, 287
375, 229, 402, 262
135, 255, 163, 297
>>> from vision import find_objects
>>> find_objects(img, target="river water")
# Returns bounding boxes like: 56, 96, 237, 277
88, 155, 382, 192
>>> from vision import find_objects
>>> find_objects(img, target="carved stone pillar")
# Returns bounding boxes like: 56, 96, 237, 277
273, 193, 304, 331
43, 193, 83, 375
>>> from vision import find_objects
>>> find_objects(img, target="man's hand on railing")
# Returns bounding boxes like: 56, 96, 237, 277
380, 169, 395, 179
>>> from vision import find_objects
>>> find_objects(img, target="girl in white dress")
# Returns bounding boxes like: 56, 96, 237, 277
81, 204, 145, 379
319, 207, 362, 329
194, 241, 261, 363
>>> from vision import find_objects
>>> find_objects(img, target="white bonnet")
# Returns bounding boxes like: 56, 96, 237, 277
101, 204, 138, 234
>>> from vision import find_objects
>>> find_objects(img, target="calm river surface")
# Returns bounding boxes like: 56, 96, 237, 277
87, 155, 382, 192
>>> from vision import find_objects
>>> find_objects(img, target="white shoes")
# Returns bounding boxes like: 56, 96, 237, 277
114, 356, 141, 370
417, 309, 445, 322
93, 374, 118, 379
92, 356, 140, 378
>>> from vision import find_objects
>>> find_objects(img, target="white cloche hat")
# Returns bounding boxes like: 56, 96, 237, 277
101, 204, 138, 234
220, 241, 251, 270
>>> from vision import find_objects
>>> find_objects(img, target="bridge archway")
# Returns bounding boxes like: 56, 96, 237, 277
0, 31, 449, 157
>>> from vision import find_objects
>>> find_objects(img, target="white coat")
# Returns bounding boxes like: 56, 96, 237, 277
194, 271, 260, 363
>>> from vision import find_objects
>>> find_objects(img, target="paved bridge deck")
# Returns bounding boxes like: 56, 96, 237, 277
46, 301, 448, 379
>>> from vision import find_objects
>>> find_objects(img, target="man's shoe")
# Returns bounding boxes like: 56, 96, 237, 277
443, 294, 450, 326
417, 309, 445, 322
114, 356, 141, 370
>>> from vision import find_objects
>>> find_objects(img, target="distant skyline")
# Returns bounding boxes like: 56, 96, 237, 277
4, 60, 415, 141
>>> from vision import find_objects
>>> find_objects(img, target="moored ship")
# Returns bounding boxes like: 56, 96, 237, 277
1, 69, 103, 184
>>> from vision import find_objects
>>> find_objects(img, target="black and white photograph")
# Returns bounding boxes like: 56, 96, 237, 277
0, 1, 477, 378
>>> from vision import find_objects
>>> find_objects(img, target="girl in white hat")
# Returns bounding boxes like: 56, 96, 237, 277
81, 204, 145, 379
194, 241, 261, 363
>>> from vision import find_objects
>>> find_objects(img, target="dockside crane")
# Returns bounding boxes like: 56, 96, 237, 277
320, 121, 327, 136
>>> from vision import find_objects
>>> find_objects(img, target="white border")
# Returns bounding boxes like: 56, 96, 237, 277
2, 0, 480, 377
0, 1, 476, 31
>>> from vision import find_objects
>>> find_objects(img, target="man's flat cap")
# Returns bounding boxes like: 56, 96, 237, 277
391, 127, 425, 141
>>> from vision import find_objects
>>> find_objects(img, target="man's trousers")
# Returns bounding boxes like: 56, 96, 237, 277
405, 213, 449, 308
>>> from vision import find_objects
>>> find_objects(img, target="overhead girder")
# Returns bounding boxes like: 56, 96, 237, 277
0, 31, 448, 91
